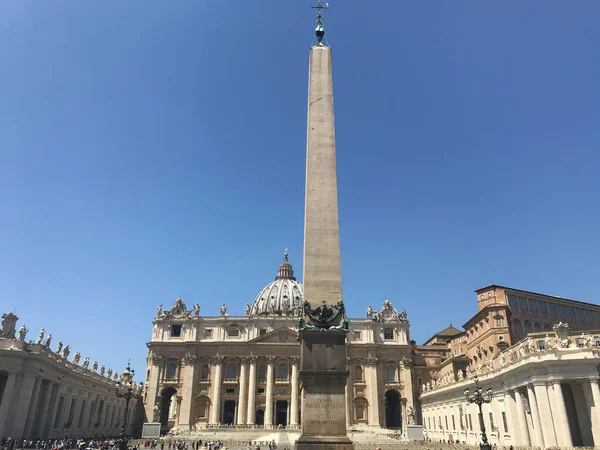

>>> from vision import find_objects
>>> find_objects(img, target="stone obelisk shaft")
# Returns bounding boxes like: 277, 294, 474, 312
303, 44, 342, 307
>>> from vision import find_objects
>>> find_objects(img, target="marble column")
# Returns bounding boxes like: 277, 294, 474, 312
11, 373, 38, 439
36, 382, 56, 437
209, 357, 223, 424
237, 358, 248, 425
366, 358, 380, 428
547, 381, 572, 447
265, 357, 274, 428
23, 377, 43, 438
503, 390, 518, 442
582, 379, 600, 446
0, 371, 18, 438
145, 359, 162, 423
526, 384, 545, 448
533, 382, 557, 447
179, 357, 197, 430
514, 390, 530, 445
246, 358, 257, 425
290, 358, 299, 426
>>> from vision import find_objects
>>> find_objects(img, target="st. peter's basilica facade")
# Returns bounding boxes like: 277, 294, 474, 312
143, 252, 419, 434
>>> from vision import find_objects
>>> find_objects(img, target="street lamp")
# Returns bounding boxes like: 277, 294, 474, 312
115, 360, 142, 440
464, 377, 493, 450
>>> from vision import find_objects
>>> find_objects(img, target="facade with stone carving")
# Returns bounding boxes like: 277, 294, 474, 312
420, 286, 600, 447
143, 253, 420, 433
0, 313, 143, 440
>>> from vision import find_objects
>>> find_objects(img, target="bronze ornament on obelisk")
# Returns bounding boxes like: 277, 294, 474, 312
296, 2, 353, 450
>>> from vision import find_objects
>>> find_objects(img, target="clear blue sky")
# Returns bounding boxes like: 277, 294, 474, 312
1, 1, 599, 380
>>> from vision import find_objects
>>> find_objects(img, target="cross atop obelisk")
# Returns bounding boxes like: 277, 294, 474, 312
311, 0, 329, 44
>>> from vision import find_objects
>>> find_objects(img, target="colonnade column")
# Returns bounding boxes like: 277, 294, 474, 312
0, 371, 18, 437
209, 357, 223, 424
514, 390, 530, 445
503, 389, 518, 443
23, 376, 43, 438
12, 373, 39, 439
533, 382, 557, 447
37, 382, 56, 437
548, 381, 572, 447
246, 358, 257, 425
265, 357, 274, 428
365, 357, 379, 428
237, 358, 248, 425
526, 384, 544, 448
290, 357, 299, 426
582, 379, 600, 446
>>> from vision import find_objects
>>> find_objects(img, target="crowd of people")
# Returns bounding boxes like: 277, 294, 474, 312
0, 436, 128, 450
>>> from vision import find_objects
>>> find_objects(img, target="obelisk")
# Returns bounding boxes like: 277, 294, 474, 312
297, 3, 353, 450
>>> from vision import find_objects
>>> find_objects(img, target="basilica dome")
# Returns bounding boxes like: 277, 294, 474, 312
249, 252, 303, 316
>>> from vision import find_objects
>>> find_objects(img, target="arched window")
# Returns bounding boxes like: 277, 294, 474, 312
277, 363, 288, 380
512, 319, 523, 338
166, 362, 177, 379
225, 363, 237, 380
534, 322, 543, 332
524, 320, 533, 335
200, 364, 210, 380
355, 365, 363, 381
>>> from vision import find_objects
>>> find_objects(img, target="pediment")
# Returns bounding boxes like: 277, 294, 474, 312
250, 327, 297, 344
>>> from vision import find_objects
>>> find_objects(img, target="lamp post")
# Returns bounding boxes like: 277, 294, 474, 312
115, 361, 142, 439
464, 377, 492, 450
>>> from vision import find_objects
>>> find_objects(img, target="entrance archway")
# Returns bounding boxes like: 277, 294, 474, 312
160, 387, 178, 430
255, 409, 265, 426
276, 400, 288, 427
222, 400, 236, 425
384, 390, 401, 429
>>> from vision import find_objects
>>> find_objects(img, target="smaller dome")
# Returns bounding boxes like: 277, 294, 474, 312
249, 251, 303, 317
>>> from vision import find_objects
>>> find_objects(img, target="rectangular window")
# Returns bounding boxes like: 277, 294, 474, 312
417, 377, 422, 386
260, 328, 267, 336
498, 335, 504, 341
384, 328, 394, 340
547, 302, 558, 318
507, 295, 518, 311
536, 339, 545, 351
518, 297, 528, 313
584, 309, 594, 325
502, 411, 508, 433
227, 329, 239, 337
489, 412, 495, 431
528, 298, 539, 315
386, 365, 395, 382
225, 388, 235, 394
557, 304, 567, 320
204, 329, 213, 338
537, 300, 548, 316
257, 387, 265, 394
258, 366, 266, 381
566, 306, 577, 321
356, 406, 364, 420
170, 325, 182, 337
353, 330, 362, 340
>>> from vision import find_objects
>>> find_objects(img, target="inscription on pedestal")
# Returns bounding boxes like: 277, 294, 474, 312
303, 393, 346, 436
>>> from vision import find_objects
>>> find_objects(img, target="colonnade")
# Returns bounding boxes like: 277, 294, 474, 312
422, 378, 600, 447
0, 370, 132, 440
207, 356, 300, 427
